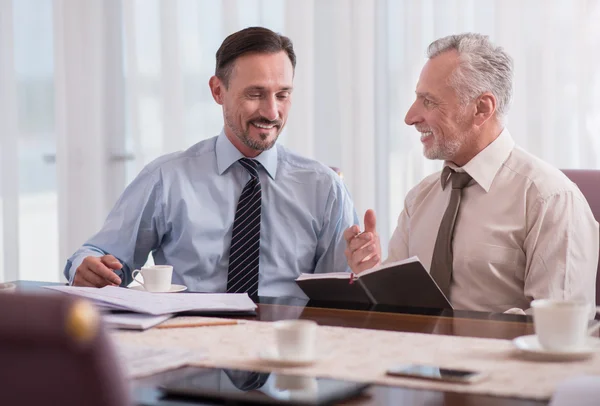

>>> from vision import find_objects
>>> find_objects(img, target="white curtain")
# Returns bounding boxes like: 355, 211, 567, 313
1, 0, 599, 282
120, 0, 377, 218
382, 0, 600, 253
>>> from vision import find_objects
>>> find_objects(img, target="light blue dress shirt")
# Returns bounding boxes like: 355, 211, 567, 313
64, 131, 358, 299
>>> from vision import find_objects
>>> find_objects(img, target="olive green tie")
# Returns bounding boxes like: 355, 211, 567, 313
430, 167, 472, 298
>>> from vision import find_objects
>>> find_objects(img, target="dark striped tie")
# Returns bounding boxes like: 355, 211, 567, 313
226, 158, 262, 297
225, 369, 270, 391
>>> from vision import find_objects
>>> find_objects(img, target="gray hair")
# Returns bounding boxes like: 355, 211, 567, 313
427, 33, 514, 121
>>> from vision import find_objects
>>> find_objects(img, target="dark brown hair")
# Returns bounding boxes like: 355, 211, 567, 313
215, 26, 296, 87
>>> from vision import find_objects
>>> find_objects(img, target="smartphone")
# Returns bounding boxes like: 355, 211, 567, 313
386, 364, 487, 384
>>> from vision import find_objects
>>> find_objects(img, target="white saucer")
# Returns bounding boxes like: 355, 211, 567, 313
512, 335, 600, 361
258, 349, 317, 367
129, 284, 187, 293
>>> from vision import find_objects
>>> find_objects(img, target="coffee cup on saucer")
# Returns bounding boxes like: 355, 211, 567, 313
132, 265, 173, 292
273, 320, 318, 362
531, 299, 600, 352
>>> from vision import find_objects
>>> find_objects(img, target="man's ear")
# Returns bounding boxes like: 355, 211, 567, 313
209, 76, 225, 105
474, 92, 496, 126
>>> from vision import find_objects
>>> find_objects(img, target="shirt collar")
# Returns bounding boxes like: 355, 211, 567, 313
215, 129, 278, 179
443, 128, 515, 193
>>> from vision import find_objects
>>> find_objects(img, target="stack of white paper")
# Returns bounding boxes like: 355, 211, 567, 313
43, 285, 257, 315
102, 313, 174, 330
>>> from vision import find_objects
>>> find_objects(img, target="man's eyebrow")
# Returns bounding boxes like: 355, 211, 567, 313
244, 86, 294, 92
416, 91, 438, 100
244, 86, 266, 92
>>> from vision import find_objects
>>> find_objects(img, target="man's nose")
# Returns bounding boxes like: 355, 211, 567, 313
405, 101, 422, 126
259, 97, 279, 122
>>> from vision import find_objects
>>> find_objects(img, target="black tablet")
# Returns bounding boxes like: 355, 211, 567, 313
160, 367, 370, 405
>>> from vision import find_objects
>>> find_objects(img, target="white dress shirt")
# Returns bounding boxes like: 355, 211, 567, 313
387, 129, 599, 312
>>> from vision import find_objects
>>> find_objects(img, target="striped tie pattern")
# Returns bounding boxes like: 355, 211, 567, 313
225, 369, 270, 391
226, 158, 262, 297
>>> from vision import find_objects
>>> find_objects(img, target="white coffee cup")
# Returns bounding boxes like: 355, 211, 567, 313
275, 374, 318, 402
531, 299, 600, 351
132, 265, 173, 292
273, 320, 318, 361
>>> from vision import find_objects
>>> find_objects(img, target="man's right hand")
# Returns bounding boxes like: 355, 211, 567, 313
343, 209, 382, 274
73, 255, 123, 287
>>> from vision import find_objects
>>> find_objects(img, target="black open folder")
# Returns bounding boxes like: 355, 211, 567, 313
295, 257, 453, 310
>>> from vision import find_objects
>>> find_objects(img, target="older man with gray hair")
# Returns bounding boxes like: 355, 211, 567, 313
344, 33, 599, 313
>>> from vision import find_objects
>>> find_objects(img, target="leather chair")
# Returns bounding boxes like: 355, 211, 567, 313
0, 292, 130, 406
561, 169, 600, 305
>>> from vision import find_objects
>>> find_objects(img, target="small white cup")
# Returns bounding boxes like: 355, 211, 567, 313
273, 320, 318, 361
275, 374, 318, 402
531, 299, 600, 351
132, 265, 173, 292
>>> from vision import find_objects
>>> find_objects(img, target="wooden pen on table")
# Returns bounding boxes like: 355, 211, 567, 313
156, 318, 243, 329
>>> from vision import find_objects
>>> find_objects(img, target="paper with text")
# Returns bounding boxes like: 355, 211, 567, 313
43, 285, 257, 315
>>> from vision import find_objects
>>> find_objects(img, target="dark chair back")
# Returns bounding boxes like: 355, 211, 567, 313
561, 169, 600, 305
0, 292, 130, 406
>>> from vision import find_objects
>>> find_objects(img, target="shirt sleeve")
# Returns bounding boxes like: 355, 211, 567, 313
385, 206, 410, 264
63, 167, 166, 286
313, 180, 359, 274
523, 190, 599, 306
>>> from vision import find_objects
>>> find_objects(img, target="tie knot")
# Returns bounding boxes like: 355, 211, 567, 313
239, 158, 259, 178
441, 166, 472, 190
451, 171, 472, 190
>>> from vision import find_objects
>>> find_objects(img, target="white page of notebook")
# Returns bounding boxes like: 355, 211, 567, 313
295, 256, 423, 281
295, 272, 350, 281
43, 286, 256, 315
357, 255, 422, 277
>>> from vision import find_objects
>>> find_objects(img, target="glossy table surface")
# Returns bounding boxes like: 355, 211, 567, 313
13, 281, 543, 406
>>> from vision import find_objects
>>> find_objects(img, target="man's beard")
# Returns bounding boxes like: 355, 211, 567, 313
226, 112, 281, 151
421, 112, 471, 161
423, 132, 465, 161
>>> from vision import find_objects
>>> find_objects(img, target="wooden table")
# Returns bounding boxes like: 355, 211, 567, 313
13, 281, 542, 406
136, 302, 540, 406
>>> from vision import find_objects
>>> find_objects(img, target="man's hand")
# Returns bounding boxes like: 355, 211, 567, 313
73, 255, 123, 287
343, 209, 381, 274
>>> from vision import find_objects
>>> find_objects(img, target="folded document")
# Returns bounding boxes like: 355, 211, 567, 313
43, 286, 257, 316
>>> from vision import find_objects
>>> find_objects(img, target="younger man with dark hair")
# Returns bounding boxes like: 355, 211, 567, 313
65, 27, 358, 299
